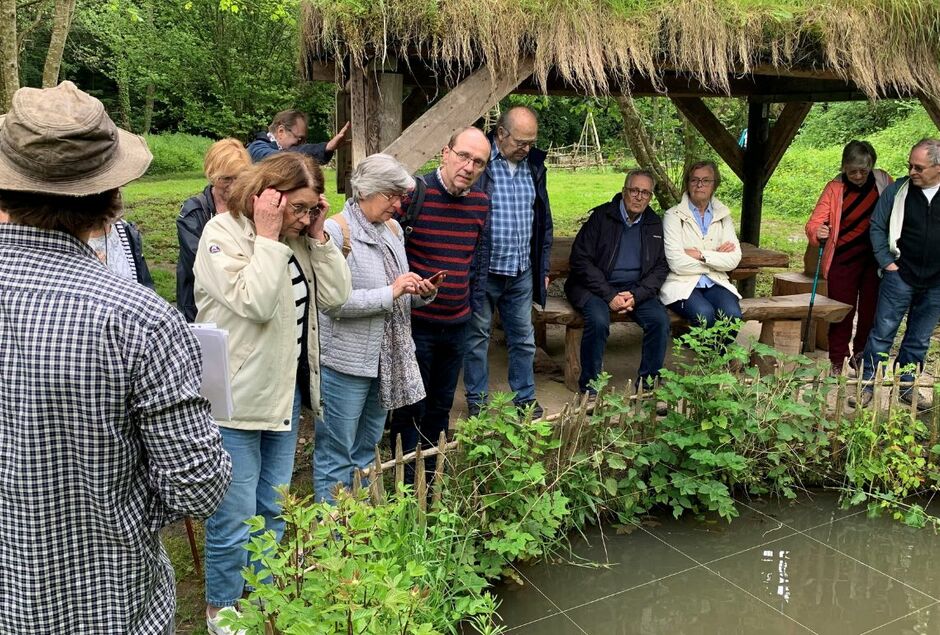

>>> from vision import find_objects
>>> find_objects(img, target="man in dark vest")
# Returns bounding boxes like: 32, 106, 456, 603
859, 138, 940, 408
565, 169, 670, 398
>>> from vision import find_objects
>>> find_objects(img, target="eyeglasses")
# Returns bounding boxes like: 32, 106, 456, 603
288, 202, 322, 218
449, 148, 487, 170
689, 178, 715, 187
500, 129, 537, 149
283, 127, 307, 145
625, 187, 653, 199
908, 163, 938, 173
379, 192, 404, 204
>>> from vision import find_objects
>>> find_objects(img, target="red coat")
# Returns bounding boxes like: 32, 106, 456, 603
804, 169, 892, 278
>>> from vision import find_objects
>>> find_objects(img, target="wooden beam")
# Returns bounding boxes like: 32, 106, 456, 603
670, 97, 744, 181
763, 101, 813, 186
921, 94, 940, 132
335, 89, 351, 193
308, 60, 336, 82
383, 59, 535, 173
349, 67, 377, 167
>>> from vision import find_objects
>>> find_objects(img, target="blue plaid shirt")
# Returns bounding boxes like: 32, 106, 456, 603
487, 144, 536, 275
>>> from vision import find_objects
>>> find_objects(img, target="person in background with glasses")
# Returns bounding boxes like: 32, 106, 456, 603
660, 160, 743, 337
856, 138, 940, 410
465, 105, 554, 419
565, 169, 670, 404
177, 138, 252, 321
389, 127, 491, 482
247, 109, 350, 164
193, 152, 351, 634
315, 153, 442, 503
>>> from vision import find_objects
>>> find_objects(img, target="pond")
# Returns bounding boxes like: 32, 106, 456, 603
494, 491, 939, 634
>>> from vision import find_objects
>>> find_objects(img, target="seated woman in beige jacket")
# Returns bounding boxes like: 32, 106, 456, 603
660, 160, 743, 334
193, 152, 351, 632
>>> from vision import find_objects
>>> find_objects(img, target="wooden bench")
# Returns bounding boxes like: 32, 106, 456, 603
536, 238, 852, 391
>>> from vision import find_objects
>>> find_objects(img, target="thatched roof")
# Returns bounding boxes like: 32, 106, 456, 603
300, 0, 940, 99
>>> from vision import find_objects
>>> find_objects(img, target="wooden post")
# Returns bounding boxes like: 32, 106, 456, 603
564, 326, 582, 393
335, 89, 351, 193
348, 66, 404, 169
739, 99, 770, 298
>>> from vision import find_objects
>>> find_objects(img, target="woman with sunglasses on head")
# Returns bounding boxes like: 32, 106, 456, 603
193, 152, 351, 634
660, 160, 743, 339
314, 153, 441, 503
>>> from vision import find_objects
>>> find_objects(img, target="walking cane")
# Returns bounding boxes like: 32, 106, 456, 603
185, 517, 203, 576
801, 224, 827, 354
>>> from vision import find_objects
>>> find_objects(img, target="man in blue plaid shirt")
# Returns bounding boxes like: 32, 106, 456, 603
464, 106, 553, 418
0, 82, 232, 634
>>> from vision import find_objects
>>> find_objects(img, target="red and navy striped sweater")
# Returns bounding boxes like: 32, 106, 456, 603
400, 170, 489, 323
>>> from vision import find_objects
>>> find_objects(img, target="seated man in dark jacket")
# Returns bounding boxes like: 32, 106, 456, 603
564, 169, 670, 394
247, 110, 349, 164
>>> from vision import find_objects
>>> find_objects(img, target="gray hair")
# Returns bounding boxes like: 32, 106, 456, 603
912, 138, 940, 166
624, 168, 657, 189
350, 153, 415, 201
841, 140, 877, 169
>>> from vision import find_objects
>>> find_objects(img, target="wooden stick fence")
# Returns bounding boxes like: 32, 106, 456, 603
350, 360, 940, 505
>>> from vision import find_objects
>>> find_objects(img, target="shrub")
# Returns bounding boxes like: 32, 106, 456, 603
143, 133, 214, 176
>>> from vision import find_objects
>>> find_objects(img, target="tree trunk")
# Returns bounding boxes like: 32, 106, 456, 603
616, 94, 681, 210
115, 62, 133, 130
141, 82, 155, 135
41, 0, 77, 88
0, 0, 19, 110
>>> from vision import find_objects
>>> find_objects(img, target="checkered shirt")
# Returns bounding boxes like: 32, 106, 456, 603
0, 224, 232, 634
487, 144, 536, 275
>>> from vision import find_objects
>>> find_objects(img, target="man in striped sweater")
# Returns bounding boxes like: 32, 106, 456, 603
389, 127, 491, 464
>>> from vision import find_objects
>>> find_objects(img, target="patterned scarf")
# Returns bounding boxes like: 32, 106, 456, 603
349, 202, 425, 410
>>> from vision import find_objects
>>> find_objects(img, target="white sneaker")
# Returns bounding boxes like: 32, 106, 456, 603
206, 607, 247, 635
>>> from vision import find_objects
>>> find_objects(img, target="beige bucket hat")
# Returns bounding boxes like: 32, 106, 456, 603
0, 81, 152, 196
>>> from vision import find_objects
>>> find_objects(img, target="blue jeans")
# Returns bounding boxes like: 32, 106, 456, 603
464, 272, 537, 406
668, 284, 743, 328
862, 270, 940, 390
578, 293, 670, 393
204, 385, 301, 607
390, 319, 469, 461
314, 366, 386, 503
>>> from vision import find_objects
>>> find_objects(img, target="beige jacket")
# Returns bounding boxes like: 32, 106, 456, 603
194, 212, 351, 431
660, 193, 742, 306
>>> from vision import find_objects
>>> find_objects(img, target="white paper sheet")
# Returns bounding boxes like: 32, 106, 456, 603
189, 323, 234, 420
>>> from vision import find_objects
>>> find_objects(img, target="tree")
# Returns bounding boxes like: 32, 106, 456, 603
42, 0, 77, 87
0, 0, 18, 109
617, 95, 681, 210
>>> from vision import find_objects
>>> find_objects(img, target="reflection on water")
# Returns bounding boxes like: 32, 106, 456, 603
495, 491, 939, 634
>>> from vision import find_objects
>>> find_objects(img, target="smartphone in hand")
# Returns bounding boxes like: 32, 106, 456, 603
427, 270, 448, 285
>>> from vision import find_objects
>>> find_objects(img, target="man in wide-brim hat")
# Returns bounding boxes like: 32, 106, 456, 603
0, 81, 232, 635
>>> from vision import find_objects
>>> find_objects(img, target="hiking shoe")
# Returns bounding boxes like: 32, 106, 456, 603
466, 402, 484, 418
655, 400, 669, 417
207, 608, 246, 635
900, 389, 931, 411
516, 400, 544, 419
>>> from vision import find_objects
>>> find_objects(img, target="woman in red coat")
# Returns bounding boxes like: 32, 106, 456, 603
805, 140, 892, 373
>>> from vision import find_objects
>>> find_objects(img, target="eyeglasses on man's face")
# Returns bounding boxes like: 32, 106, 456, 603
448, 147, 487, 170
499, 128, 536, 149
283, 126, 307, 145
625, 187, 653, 200
908, 162, 938, 173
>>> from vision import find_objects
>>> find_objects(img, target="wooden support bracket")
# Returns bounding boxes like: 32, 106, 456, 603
763, 101, 812, 185
383, 59, 535, 173
920, 94, 940, 132
670, 97, 745, 181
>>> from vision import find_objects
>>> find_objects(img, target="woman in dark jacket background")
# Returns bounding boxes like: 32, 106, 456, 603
176, 138, 251, 321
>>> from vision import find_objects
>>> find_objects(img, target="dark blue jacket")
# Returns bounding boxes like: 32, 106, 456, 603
477, 136, 553, 307
176, 185, 216, 322
565, 194, 668, 309
247, 132, 333, 164
122, 221, 154, 290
